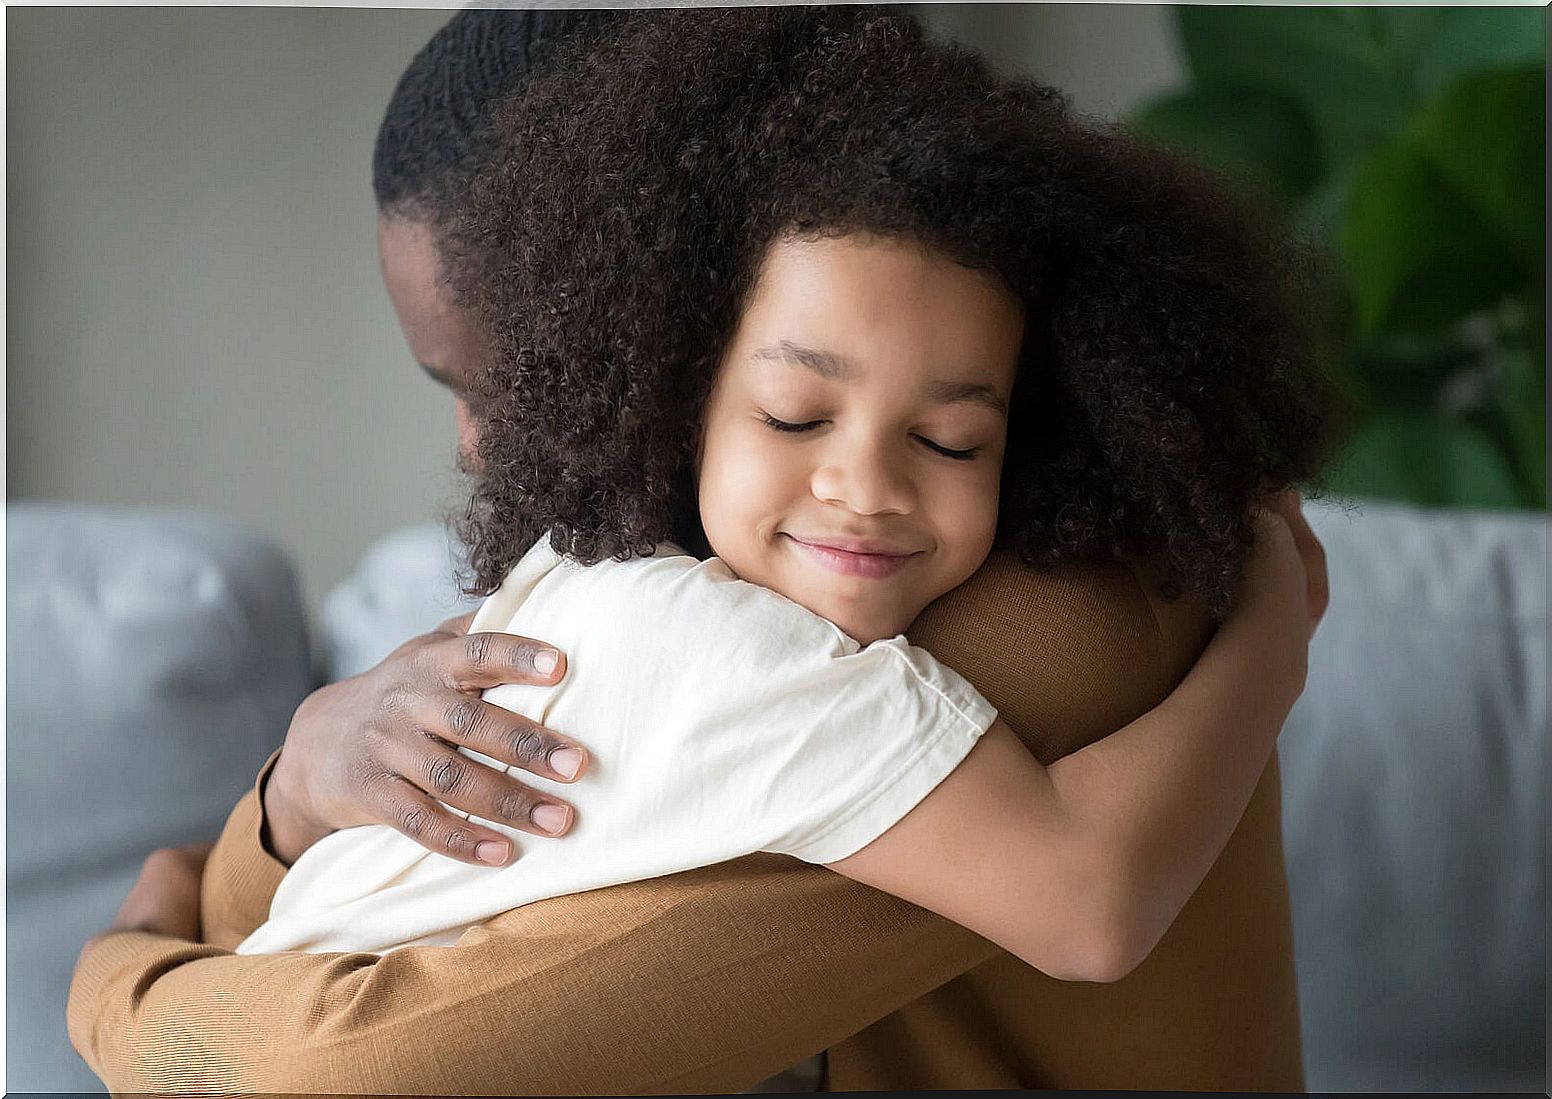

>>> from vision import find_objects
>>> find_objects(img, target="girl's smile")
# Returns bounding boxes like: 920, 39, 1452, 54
780, 533, 923, 580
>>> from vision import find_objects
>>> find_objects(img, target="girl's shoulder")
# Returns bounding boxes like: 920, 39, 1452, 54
479, 536, 980, 703
477, 536, 853, 659
574, 544, 861, 657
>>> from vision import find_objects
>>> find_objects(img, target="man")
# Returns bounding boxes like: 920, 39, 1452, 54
69, 10, 1311, 1092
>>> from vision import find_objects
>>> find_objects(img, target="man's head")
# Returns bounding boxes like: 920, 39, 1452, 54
374, 8, 614, 459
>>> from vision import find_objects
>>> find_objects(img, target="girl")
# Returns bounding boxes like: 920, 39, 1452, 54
239, 9, 1338, 988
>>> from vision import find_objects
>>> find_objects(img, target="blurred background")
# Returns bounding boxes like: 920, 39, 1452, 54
14, 5, 1540, 612
6, 4, 1546, 1094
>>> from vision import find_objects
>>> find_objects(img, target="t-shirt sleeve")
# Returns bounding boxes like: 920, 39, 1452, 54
467, 546, 1000, 875
758, 639, 997, 863
609, 556, 999, 867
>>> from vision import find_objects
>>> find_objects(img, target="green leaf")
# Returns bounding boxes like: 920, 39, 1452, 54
1339, 141, 1520, 339
1326, 411, 1525, 508
1348, 329, 1470, 407
1130, 83, 1320, 206
1293, 156, 1362, 243
1409, 66, 1545, 268
1410, 7, 1546, 100
1174, 7, 1410, 176
1365, 7, 1451, 80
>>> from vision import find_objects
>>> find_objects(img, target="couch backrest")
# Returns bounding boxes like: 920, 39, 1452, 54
1282, 500, 1546, 1091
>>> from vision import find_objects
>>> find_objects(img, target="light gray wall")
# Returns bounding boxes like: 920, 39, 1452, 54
919, 3, 1183, 120
7, 4, 1182, 614
8, 6, 459, 612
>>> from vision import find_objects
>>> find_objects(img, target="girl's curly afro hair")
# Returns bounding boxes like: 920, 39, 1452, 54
444, 6, 1345, 615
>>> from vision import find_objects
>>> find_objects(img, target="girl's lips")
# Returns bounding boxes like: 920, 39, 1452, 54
784, 534, 920, 579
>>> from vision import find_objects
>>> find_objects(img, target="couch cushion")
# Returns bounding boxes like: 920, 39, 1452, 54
6, 502, 312, 1092
318, 521, 480, 683
1283, 500, 1547, 1091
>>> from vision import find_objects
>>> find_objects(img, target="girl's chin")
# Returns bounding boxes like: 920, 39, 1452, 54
769, 591, 892, 645
817, 606, 911, 647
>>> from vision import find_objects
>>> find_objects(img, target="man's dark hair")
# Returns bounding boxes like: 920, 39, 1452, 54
372, 7, 615, 220
445, 7, 1347, 614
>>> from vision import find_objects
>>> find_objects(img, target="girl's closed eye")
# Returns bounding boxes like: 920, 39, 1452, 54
916, 436, 979, 461
759, 411, 981, 460
759, 411, 824, 434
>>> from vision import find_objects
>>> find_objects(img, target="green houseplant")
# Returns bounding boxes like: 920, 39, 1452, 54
1130, 6, 1545, 508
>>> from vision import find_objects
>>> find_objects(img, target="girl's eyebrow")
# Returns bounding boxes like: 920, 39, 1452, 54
927, 380, 1008, 414
751, 340, 855, 380
753, 340, 1007, 413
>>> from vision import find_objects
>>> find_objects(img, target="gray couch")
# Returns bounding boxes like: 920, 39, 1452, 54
8, 499, 1546, 1093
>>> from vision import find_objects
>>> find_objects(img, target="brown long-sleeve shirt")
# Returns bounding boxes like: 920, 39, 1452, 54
68, 552, 1303, 1094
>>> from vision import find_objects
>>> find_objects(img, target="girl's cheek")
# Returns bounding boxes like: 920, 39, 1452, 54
949, 464, 1001, 556
700, 424, 781, 531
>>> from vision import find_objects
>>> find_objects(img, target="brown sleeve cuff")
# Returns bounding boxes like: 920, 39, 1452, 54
199, 747, 289, 948
66, 930, 229, 1088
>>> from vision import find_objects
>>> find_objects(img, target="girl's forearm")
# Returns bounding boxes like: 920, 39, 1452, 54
1046, 601, 1305, 970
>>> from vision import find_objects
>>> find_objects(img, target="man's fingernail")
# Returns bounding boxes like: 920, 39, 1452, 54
549, 747, 584, 780
475, 841, 509, 865
532, 803, 570, 834
533, 649, 560, 676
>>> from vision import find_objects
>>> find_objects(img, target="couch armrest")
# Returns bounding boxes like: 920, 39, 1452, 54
7, 502, 312, 1092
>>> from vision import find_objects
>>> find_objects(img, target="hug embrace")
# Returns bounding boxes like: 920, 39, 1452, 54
71, 7, 1344, 1093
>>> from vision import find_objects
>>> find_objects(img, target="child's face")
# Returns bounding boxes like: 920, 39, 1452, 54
697, 233, 1023, 645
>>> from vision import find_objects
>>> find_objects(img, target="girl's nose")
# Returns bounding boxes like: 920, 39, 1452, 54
811, 439, 915, 517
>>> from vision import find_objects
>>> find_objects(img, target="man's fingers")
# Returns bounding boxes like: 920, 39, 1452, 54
373, 775, 523, 867
410, 739, 577, 838
438, 631, 568, 691
418, 692, 588, 783
374, 757, 577, 867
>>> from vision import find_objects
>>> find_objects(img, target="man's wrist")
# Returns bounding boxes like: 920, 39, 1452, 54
260, 751, 328, 866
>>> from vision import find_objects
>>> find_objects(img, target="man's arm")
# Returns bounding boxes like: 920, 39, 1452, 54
77, 550, 1223, 1094
94, 625, 1014, 1095
199, 751, 287, 948
77, 852, 992, 1094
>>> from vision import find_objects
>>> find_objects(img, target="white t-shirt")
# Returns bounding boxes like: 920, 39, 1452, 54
236, 537, 997, 957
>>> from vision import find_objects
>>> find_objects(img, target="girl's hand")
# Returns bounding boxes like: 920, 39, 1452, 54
1233, 490, 1325, 694
263, 614, 590, 869
1245, 489, 1328, 641
1276, 489, 1330, 640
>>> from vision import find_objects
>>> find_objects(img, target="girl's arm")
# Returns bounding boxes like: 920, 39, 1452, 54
830, 496, 1317, 983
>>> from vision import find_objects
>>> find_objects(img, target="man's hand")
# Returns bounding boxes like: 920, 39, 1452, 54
263, 613, 589, 868
104, 843, 213, 941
